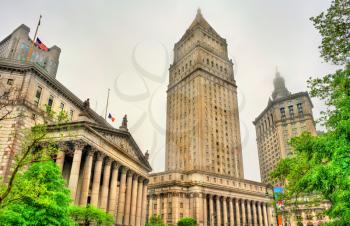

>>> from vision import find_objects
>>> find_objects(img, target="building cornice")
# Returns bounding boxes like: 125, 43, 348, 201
170, 42, 231, 69
253, 91, 313, 125
149, 169, 266, 187
46, 121, 152, 172
167, 67, 236, 93
0, 57, 111, 127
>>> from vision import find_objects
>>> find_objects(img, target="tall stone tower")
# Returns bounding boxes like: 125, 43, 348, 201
253, 69, 317, 183
148, 11, 273, 226
165, 9, 244, 178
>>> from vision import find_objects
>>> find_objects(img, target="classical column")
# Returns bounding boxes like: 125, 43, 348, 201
252, 201, 258, 226
90, 153, 104, 207
263, 203, 269, 226
130, 174, 139, 226
117, 167, 128, 225
229, 198, 235, 226
209, 195, 214, 226
79, 150, 94, 206
163, 194, 168, 223
172, 192, 179, 223
247, 200, 252, 226
108, 162, 120, 216
136, 178, 144, 226
223, 197, 228, 226
68, 142, 84, 202
156, 194, 161, 215
203, 195, 207, 226
216, 196, 221, 226
195, 193, 203, 224
100, 158, 112, 211
148, 195, 154, 219
56, 150, 65, 172
235, 199, 241, 226
241, 199, 246, 226
141, 180, 148, 226
124, 171, 134, 225
189, 193, 194, 217
257, 202, 263, 226
267, 204, 274, 226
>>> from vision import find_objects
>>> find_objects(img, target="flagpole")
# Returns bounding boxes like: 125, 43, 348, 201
26, 15, 42, 63
104, 88, 110, 120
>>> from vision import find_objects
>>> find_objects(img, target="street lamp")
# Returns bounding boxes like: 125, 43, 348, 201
265, 184, 278, 226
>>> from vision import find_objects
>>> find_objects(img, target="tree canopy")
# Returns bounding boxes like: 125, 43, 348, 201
0, 161, 73, 225
69, 205, 114, 226
310, 0, 350, 65
147, 215, 165, 226
177, 217, 197, 226
270, 0, 350, 225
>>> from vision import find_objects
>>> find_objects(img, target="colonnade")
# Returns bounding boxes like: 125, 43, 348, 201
56, 141, 148, 226
148, 191, 274, 226
205, 194, 273, 226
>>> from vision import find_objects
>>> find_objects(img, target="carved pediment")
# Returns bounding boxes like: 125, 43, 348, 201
89, 125, 151, 170
102, 133, 138, 159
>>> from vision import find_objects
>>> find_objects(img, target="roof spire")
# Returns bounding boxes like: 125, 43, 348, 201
197, 8, 202, 16
271, 68, 291, 100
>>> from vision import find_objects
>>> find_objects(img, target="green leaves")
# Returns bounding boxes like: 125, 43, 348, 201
270, 64, 350, 224
148, 215, 166, 226
0, 161, 73, 225
176, 217, 197, 226
310, 0, 350, 65
69, 205, 114, 226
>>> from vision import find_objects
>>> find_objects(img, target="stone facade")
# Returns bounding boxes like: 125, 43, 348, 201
286, 198, 330, 226
148, 10, 276, 226
149, 171, 273, 226
166, 8, 243, 179
253, 71, 317, 183
0, 33, 151, 225
253, 71, 330, 226
0, 24, 61, 77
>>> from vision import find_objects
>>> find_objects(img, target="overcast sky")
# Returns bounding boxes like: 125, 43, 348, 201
1, 0, 340, 182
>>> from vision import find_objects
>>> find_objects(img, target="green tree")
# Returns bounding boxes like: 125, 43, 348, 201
0, 161, 73, 225
270, 1, 350, 225
147, 215, 165, 226
271, 65, 350, 224
0, 108, 69, 207
69, 205, 114, 226
177, 217, 197, 226
310, 0, 350, 65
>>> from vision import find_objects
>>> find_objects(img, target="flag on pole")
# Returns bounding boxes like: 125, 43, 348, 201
35, 38, 49, 51
26, 15, 42, 63
108, 113, 116, 122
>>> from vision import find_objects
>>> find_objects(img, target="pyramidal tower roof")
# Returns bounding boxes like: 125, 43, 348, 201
187, 8, 221, 37
271, 67, 291, 100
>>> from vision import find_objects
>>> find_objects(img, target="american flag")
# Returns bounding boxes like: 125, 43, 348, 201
35, 37, 48, 51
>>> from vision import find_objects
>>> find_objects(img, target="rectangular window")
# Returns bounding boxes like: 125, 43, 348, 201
7, 79, 14, 85
280, 107, 286, 120
69, 110, 74, 120
60, 102, 65, 110
288, 105, 294, 118
297, 103, 303, 115
34, 86, 42, 106
48, 95, 54, 108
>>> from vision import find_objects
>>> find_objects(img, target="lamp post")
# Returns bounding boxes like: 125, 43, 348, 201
266, 184, 278, 226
